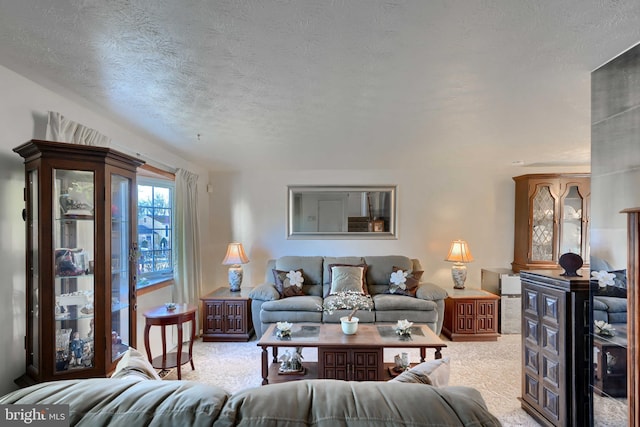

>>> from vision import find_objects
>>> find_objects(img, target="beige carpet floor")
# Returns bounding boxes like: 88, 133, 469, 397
163, 333, 627, 426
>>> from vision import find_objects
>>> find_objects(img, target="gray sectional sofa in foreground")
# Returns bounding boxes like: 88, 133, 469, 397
0, 349, 501, 426
249, 255, 449, 337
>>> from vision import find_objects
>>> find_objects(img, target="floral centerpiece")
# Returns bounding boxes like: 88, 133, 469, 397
594, 320, 615, 337
591, 270, 616, 288
395, 319, 414, 338
275, 321, 293, 339
319, 291, 373, 335
318, 291, 373, 321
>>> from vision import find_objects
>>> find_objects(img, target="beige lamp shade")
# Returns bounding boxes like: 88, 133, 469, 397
222, 243, 249, 265
222, 243, 249, 292
445, 240, 474, 263
445, 240, 473, 289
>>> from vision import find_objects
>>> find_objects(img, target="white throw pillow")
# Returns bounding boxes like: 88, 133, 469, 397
330, 265, 365, 294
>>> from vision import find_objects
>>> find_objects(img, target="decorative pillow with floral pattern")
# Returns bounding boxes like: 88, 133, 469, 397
272, 269, 305, 297
386, 266, 424, 297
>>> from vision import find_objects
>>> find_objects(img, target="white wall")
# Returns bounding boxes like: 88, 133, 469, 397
0, 64, 210, 395
207, 164, 589, 294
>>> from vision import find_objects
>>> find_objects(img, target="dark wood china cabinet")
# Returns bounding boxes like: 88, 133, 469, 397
14, 140, 143, 384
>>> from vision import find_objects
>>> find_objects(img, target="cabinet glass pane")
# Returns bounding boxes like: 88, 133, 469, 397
53, 169, 95, 373
29, 169, 39, 371
111, 174, 131, 361
560, 185, 583, 255
532, 186, 554, 261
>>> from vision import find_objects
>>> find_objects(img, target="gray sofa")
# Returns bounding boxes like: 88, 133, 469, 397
248, 255, 448, 337
0, 348, 500, 426
0, 378, 500, 426
591, 256, 627, 325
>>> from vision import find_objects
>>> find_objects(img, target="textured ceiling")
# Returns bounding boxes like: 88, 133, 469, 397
1, 1, 639, 171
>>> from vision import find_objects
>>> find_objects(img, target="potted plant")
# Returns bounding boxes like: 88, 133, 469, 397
319, 291, 373, 335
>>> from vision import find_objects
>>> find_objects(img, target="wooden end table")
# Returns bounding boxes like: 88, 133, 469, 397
143, 303, 197, 380
442, 288, 500, 341
200, 287, 254, 341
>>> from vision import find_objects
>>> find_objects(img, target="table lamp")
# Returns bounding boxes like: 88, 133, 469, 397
222, 243, 249, 292
445, 240, 474, 289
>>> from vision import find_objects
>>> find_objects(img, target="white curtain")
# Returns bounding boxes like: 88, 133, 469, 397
45, 111, 111, 146
174, 168, 203, 331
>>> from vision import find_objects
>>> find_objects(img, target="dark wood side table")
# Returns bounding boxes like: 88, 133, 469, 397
442, 288, 500, 341
143, 303, 197, 380
200, 287, 254, 342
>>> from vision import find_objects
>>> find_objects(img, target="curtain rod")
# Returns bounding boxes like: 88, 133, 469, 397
110, 141, 177, 174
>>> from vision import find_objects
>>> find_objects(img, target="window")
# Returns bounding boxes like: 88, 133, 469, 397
137, 167, 174, 288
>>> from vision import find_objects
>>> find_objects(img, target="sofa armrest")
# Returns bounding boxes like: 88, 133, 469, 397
248, 283, 280, 301
416, 282, 448, 301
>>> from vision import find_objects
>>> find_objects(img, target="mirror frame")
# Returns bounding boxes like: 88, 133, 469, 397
287, 185, 397, 240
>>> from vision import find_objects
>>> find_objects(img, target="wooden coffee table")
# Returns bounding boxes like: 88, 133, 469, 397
257, 323, 446, 385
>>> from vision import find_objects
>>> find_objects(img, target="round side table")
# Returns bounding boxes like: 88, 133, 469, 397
143, 303, 197, 379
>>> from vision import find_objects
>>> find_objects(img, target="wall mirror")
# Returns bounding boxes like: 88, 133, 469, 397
287, 185, 397, 239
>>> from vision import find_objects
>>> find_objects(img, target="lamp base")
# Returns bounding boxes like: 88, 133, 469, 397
451, 263, 467, 289
228, 265, 243, 292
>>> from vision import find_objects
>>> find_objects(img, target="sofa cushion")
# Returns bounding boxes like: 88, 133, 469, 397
261, 309, 323, 324
594, 296, 628, 313
608, 312, 627, 324
592, 297, 609, 311
275, 256, 323, 296
416, 283, 449, 300
322, 308, 376, 323
0, 378, 230, 426
273, 269, 305, 297
364, 256, 414, 294
219, 379, 501, 427
261, 295, 323, 312
329, 265, 366, 294
248, 283, 280, 301
373, 294, 437, 311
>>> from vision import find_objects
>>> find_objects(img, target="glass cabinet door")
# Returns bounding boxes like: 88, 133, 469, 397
560, 185, 584, 256
531, 185, 556, 262
27, 169, 39, 372
110, 174, 132, 362
53, 169, 95, 373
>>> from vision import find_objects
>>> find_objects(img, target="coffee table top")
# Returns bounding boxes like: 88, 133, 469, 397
258, 323, 447, 349
594, 323, 627, 347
